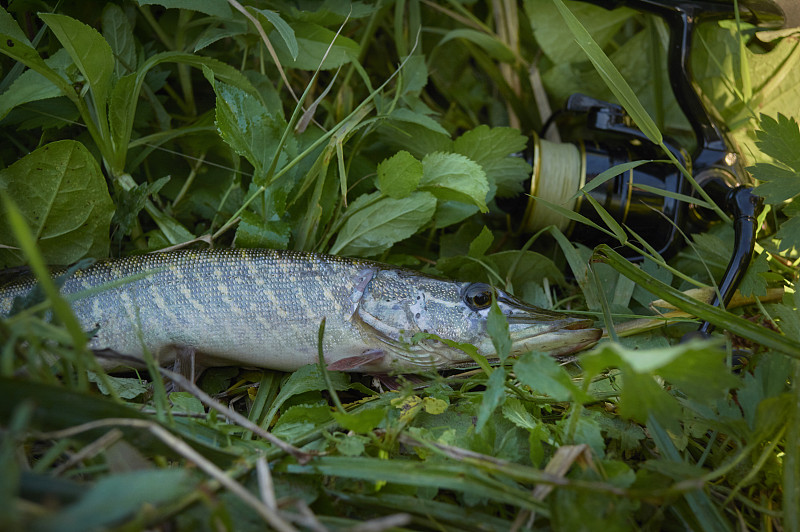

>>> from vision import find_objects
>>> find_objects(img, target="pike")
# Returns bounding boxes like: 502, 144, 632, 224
0, 249, 601, 372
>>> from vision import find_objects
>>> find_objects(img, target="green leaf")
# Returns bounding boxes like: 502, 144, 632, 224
487, 298, 511, 363
0, 49, 71, 121
332, 408, 385, 433
467, 225, 493, 258
35, 469, 195, 532
233, 211, 291, 249
452, 125, 531, 197
525, 0, 634, 63
272, 22, 358, 70
263, 364, 349, 428
501, 397, 541, 430
101, 4, 136, 77
581, 341, 739, 432
88, 373, 148, 400
39, 13, 114, 119
514, 351, 589, 402
439, 29, 515, 63
252, 9, 298, 61
212, 79, 292, 181
774, 214, 800, 252
738, 251, 769, 298
0, 140, 114, 268
420, 152, 489, 212
133, 0, 232, 17
754, 113, 800, 169
0, 7, 31, 45
330, 192, 436, 257
377, 150, 423, 199
476, 367, 507, 432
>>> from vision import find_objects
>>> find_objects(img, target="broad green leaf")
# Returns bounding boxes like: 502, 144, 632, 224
452, 125, 531, 197
0, 140, 114, 268
332, 408, 385, 433
501, 397, 541, 430
421, 152, 489, 211
35, 469, 195, 532
40, 13, 114, 119
252, 8, 298, 60
439, 29, 515, 63
272, 22, 358, 70
212, 80, 292, 182
0, 34, 76, 102
0, 7, 31, 45
88, 373, 148, 400
737, 251, 769, 298
487, 299, 511, 363
101, 4, 137, 77
750, 114, 800, 203
377, 150, 423, 199
331, 192, 436, 257
477, 368, 507, 433
467, 225, 493, 258
773, 214, 800, 252
525, 0, 634, 63
134, 0, 232, 17
263, 364, 349, 428
514, 351, 590, 402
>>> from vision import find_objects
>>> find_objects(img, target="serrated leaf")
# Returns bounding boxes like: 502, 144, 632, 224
421, 152, 489, 211
501, 397, 540, 430
751, 164, 800, 203
738, 251, 769, 298
754, 114, 800, 170
774, 214, 800, 252
134, 0, 232, 17
377, 150, 423, 199
40, 13, 114, 115
439, 29, 515, 63
330, 192, 436, 257
514, 351, 590, 402
212, 80, 292, 182
234, 211, 291, 249
0, 7, 31, 45
0, 140, 114, 268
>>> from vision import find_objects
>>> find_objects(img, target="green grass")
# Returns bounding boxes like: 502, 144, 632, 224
1, 1, 799, 530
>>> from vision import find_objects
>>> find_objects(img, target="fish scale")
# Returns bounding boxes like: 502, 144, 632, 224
0, 249, 602, 372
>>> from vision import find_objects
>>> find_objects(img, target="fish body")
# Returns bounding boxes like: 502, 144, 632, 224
0, 249, 600, 372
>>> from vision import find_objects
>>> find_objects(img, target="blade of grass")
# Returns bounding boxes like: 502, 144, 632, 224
593, 244, 800, 358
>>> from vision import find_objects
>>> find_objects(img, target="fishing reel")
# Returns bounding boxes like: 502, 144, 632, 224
508, 0, 796, 331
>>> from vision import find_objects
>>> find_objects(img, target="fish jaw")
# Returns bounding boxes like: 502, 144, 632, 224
475, 314, 602, 359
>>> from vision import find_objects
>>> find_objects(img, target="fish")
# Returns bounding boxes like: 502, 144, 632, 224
0, 249, 601, 372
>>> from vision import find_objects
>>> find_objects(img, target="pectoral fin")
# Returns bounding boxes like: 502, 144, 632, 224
326, 349, 385, 371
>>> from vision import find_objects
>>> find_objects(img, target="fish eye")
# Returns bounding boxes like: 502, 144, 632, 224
463, 283, 493, 311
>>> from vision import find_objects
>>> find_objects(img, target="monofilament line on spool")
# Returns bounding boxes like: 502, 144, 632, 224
520, 132, 585, 234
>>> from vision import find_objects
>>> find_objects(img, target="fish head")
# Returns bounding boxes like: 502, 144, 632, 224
354, 269, 601, 371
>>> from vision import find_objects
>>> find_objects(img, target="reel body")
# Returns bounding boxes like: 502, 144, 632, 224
511, 0, 792, 330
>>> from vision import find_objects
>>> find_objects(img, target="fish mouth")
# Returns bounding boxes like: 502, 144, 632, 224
505, 310, 601, 356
